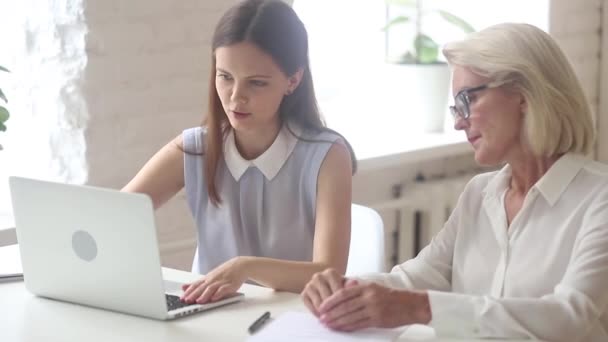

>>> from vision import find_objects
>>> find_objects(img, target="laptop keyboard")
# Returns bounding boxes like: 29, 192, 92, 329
165, 294, 196, 311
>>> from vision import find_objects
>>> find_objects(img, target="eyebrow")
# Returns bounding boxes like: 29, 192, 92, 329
454, 84, 488, 98
455, 86, 475, 95
216, 68, 272, 79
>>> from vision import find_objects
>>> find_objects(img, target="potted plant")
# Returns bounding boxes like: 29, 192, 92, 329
384, 0, 474, 64
0, 66, 9, 150
383, 0, 474, 132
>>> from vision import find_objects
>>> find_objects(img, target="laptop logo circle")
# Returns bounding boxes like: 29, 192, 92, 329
72, 230, 98, 262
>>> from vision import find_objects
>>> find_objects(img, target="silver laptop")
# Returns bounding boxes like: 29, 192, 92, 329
8, 176, 244, 320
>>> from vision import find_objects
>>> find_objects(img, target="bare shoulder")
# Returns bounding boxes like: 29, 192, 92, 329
319, 141, 353, 177
171, 133, 184, 150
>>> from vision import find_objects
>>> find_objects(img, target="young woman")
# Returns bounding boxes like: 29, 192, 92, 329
123, 0, 356, 304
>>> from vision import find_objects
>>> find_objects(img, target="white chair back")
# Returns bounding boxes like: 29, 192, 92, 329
346, 204, 385, 275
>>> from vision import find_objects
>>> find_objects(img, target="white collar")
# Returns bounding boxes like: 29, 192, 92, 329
223, 124, 300, 181
483, 153, 588, 206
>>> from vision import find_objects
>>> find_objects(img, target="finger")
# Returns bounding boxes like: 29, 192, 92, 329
319, 285, 363, 314
334, 317, 373, 332
327, 274, 346, 293
344, 279, 359, 288
184, 281, 209, 303
211, 283, 234, 302
302, 292, 319, 317
182, 278, 205, 300
324, 307, 368, 330
197, 282, 222, 304
304, 286, 323, 314
313, 275, 333, 302
320, 295, 365, 323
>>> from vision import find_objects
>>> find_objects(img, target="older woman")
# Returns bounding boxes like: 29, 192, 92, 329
301, 23, 607, 341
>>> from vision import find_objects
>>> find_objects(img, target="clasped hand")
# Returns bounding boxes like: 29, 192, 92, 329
301, 269, 431, 331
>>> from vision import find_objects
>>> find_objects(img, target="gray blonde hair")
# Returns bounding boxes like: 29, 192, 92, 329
442, 23, 595, 156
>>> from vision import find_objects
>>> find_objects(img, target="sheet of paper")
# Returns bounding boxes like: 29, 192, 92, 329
247, 311, 405, 342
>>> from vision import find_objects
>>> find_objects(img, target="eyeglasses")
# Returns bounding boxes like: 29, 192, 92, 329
449, 81, 504, 121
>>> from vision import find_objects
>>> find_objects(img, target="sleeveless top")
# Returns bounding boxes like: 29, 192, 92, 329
183, 124, 341, 274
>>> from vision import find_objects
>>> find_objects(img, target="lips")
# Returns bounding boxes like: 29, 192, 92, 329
231, 110, 251, 118
468, 135, 481, 145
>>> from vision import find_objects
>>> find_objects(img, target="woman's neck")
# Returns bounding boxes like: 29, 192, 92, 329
508, 152, 562, 195
233, 119, 282, 160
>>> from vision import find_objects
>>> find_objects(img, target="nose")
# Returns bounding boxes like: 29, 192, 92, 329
453, 115, 469, 131
230, 83, 248, 104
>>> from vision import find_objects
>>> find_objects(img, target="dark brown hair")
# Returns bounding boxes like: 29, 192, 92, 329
203, 0, 356, 205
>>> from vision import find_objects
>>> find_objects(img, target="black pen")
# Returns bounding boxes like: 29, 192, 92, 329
248, 311, 271, 334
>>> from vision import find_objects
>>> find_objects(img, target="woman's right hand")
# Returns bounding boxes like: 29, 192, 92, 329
301, 268, 348, 316
180, 257, 248, 304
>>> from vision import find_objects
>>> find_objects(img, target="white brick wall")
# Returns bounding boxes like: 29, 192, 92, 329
82, 0, 239, 269
83, 1, 234, 185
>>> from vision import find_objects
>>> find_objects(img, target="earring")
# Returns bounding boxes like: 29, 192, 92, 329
285, 89, 293, 96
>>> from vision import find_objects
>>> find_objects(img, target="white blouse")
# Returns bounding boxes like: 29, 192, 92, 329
360, 153, 608, 341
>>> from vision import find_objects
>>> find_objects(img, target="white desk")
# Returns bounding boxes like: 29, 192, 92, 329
0, 266, 532, 342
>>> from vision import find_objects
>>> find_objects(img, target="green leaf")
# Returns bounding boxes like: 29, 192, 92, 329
414, 34, 439, 63
382, 16, 410, 31
0, 66, 9, 73
0, 88, 6, 103
0, 106, 9, 127
438, 10, 475, 33
0, 122, 6, 132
